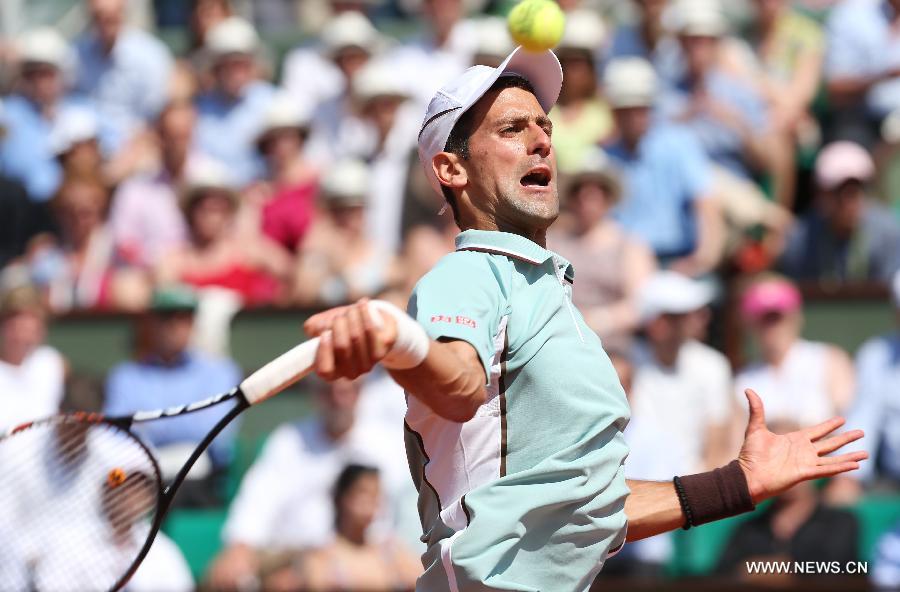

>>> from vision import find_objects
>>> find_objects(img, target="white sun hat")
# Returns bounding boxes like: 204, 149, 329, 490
255, 93, 312, 147
49, 107, 99, 156
417, 46, 563, 198
557, 10, 608, 53
352, 60, 410, 104
322, 159, 370, 207
206, 16, 259, 57
604, 57, 658, 109
321, 11, 384, 56
18, 27, 70, 70
669, 0, 729, 37
639, 271, 716, 323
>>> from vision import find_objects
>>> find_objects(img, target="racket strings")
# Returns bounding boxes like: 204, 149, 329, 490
0, 420, 161, 592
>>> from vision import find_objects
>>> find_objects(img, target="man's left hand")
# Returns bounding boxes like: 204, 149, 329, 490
737, 388, 868, 504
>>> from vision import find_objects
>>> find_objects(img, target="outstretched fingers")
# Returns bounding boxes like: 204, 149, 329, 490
815, 429, 864, 456
817, 451, 869, 466
803, 416, 846, 442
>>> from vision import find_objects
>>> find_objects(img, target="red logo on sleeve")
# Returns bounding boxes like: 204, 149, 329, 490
456, 316, 476, 328
430, 315, 477, 328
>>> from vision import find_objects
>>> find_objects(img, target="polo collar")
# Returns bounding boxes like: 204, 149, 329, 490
455, 229, 575, 283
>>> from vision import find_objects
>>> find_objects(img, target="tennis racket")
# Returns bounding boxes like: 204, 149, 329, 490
0, 321, 327, 591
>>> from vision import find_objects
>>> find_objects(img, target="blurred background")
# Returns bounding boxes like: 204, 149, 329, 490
2, 0, 900, 589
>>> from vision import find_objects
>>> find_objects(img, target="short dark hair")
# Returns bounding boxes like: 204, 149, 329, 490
333, 463, 379, 526
440, 75, 538, 224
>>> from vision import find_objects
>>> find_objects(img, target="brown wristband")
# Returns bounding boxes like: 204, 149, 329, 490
675, 460, 755, 528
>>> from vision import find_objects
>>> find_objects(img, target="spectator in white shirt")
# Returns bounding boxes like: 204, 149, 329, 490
621, 271, 735, 572
72, 0, 174, 153
282, 5, 382, 117
735, 274, 855, 428
0, 284, 65, 430
207, 378, 412, 591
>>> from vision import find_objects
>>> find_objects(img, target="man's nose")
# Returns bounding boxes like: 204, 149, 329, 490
526, 123, 552, 158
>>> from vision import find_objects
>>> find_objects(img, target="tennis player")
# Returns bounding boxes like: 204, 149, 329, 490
304, 47, 868, 592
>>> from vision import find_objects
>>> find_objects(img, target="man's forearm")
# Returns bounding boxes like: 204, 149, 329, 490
388, 339, 486, 423
624, 480, 685, 542
624, 462, 756, 542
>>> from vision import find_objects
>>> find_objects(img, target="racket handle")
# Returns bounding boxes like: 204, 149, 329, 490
240, 337, 320, 405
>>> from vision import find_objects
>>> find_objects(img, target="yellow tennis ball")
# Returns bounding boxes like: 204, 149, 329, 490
507, 0, 566, 53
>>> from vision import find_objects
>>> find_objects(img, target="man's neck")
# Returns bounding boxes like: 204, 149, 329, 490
463, 213, 549, 248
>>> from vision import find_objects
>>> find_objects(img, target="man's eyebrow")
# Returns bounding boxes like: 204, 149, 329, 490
495, 113, 554, 130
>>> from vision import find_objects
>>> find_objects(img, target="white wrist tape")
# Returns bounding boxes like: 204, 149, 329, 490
367, 300, 430, 370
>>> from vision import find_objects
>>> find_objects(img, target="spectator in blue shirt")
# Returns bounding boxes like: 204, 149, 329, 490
607, 0, 683, 82
657, 0, 782, 188
824, 0, 900, 146
72, 0, 173, 154
603, 57, 725, 276
194, 16, 276, 187
104, 285, 241, 507
780, 141, 900, 283
0, 28, 83, 203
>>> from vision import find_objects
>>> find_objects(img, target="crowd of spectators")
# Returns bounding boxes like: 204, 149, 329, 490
4, 0, 900, 588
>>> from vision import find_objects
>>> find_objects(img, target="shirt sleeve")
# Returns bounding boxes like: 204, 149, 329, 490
407, 251, 506, 384
844, 339, 888, 482
824, 6, 872, 79
222, 425, 302, 547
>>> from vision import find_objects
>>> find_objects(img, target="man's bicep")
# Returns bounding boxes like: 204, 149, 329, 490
409, 253, 505, 383
438, 338, 489, 384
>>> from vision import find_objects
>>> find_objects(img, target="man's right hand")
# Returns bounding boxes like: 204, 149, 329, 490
303, 298, 398, 381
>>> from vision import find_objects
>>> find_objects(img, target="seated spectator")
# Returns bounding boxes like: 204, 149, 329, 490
603, 57, 726, 275
263, 465, 422, 592
607, 0, 682, 80
824, 0, 900, 146
194, 16, 275, 186
830, 270, 900, 498
293, 160, 396, 306
743, 0, 825, 164
547, 10, 614, 173
281, 2, 374, 112
383, 0, 472, 105
549, 148, 657, 352
0, 373, 194, 592
207, 378, 411, 591
72, 0, 174, 153
0, 28, 79, 202
622, 271, 735, 571
249, 94, 318, 252
736, 275, 855, 429
304, 11, 385, 167
469, 16, 514, 68
351, 61, 420, 254
625, 271, 735, 479
780, 141, 900, 283
0, 284, 65, 430
49, 106, 107, 183
22, 175, 149, 312
156, 161, 292, 307
104, 285, 241, 507
109, 101, 204, 267
660, 0, 786, 196
716, 477, 860, 581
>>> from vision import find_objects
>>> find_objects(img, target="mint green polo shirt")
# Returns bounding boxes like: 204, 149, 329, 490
404, 229, 632, 592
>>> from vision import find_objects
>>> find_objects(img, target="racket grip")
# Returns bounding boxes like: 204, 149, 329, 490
240, 337, 320, 405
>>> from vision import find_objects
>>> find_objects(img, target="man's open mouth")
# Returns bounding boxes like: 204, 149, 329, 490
520, 166, 552, 188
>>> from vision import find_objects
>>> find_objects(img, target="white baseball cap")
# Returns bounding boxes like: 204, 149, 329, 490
814, 141, 875, 189
604, 57, 658, 109
639, 271, 715, 323
322, 159, 370, 207
417, 46, 563, 197
206, 16, 259, 57
18, 27, 70, 70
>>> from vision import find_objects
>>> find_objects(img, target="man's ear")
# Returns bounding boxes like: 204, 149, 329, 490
432, 152, 468, 191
